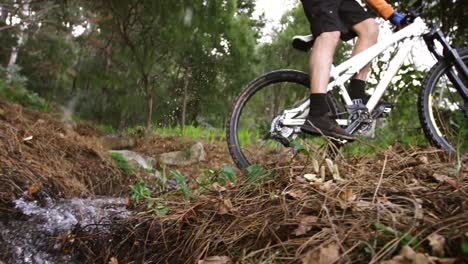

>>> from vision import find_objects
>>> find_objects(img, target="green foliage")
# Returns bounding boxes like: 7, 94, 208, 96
0, 66, 50, 111
246, 164, 275, 184
109, 152, 133, 175
123, 126, 146, 137
220, 165, 238, 184
130, 182, 150, 205
196, 165, 238, 193
171, 170, 193, 200
372, 223, 419, 248
462, 242, 468, 254
292, 141, 311, 155
146, 198, 169, 216
96, 124, 117, 134
131, 182, 168, 216
155, 125, 225, 143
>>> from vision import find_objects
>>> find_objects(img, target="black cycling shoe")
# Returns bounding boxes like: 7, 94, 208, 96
301, 113, 356, 141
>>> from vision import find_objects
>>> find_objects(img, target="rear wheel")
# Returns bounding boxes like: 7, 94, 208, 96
418, 47, 468, 155
226, 70, 342, 170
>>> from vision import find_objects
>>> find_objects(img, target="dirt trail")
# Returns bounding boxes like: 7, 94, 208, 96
0, 100, 466, 263
72, 147, 467, 263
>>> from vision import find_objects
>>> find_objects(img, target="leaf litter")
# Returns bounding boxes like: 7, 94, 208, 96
1, 100, 466, 263
70, 145, 467, 263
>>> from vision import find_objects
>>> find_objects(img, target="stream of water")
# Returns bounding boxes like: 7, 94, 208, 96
0, 196, 131, 264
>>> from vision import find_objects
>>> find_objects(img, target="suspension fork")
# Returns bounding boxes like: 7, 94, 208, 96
424, 30, 468, 100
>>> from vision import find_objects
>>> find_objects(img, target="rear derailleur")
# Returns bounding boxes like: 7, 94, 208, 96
266, 115, 298, 148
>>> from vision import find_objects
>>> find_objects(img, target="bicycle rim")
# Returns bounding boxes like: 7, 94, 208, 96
424, 52, 468, 154
226, 70, 342, 170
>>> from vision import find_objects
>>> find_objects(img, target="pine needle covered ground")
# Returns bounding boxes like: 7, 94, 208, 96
71, 148, 467, 263
0, 100, 466, 263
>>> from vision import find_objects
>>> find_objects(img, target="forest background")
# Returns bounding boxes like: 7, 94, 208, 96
0, 0, 466, 146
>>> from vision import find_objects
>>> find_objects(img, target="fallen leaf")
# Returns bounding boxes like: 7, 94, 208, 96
124, 197, 131, 206
432, 174, 459, 188
341, 189, 357, 202
218, 199, 233, 215
295, 176, 307, 184
304, 174, 317, 181
381, 256, 406, 264
332, 164, 344, 181
428, 233, 445, 257
432, 174, 449, 182
339, 189, 357, 209
353, 200, 372, 210
294, 215, 318, 236
429, 258, 456, 264
320, 166, 326, 181
325, 159, 335, 174
304, 174, 323, 183
413, 253, 433, 264
283, 189, 305, 199
302, 243, 340, 264
23, 136, 33, 142
312, 159, 320, 173
198, 256, 231, 264
212, 182, 226, 192
400, 245, 417, 260
28, 184, 40, 196
319, 180, 334, 192
418, 156, 429, 165
108, 257, 119, 264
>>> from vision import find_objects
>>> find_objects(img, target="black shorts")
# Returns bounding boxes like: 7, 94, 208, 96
300, 0, 374, 41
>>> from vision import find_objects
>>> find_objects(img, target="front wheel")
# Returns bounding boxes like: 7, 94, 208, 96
418, 47, 468, 155
226, 70, 341, 170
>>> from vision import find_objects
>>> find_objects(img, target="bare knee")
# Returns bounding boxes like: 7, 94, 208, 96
355, 19, 379, 42
314, 31, 341, 46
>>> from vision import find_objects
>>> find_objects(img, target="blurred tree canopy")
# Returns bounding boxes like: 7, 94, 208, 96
0, 0, 466, 132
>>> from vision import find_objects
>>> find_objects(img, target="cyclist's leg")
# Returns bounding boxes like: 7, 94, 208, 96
351, 19, 379, 80
300, 0, 355, 140
309, 32, 340, 95
340, 0, 378, 100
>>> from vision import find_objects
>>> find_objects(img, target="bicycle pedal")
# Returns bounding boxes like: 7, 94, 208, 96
378, 102, 393, 113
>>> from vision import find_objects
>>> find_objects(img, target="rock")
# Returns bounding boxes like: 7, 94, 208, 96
166, 179, 178, 191
109, 150, 153, 170
102, 136, 136, 150
159, 142, 206, 166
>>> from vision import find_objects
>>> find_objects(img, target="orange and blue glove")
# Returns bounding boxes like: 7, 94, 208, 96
389, 11, 404, 26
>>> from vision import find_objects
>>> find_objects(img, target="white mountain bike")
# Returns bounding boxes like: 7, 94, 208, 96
226, 1, 467, 169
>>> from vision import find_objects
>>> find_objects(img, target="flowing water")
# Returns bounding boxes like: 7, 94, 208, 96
0, 196, 131, 264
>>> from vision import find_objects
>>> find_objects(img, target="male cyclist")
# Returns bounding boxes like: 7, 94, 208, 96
300, 0, 404, 140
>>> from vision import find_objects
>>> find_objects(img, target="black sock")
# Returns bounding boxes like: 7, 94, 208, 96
349, 79, 367, 100
308, 93, 328, 117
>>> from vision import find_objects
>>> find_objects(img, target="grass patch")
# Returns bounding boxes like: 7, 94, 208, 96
154, 125, 225, 143
109, 152, 133, 175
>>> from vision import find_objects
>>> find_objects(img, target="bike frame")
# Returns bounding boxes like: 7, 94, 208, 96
281, 17, 430, 128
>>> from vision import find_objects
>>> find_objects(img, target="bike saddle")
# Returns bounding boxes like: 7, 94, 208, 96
292, 35, 315, 52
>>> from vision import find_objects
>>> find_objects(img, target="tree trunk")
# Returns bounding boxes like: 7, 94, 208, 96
145, 92, 153, 134
0, 3, 8, 25
6, 0, 30, 83
181, 66, 189, 129
118, 108, 127, 132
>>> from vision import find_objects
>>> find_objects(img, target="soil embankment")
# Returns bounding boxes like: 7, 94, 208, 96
0, 100, 127, 208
